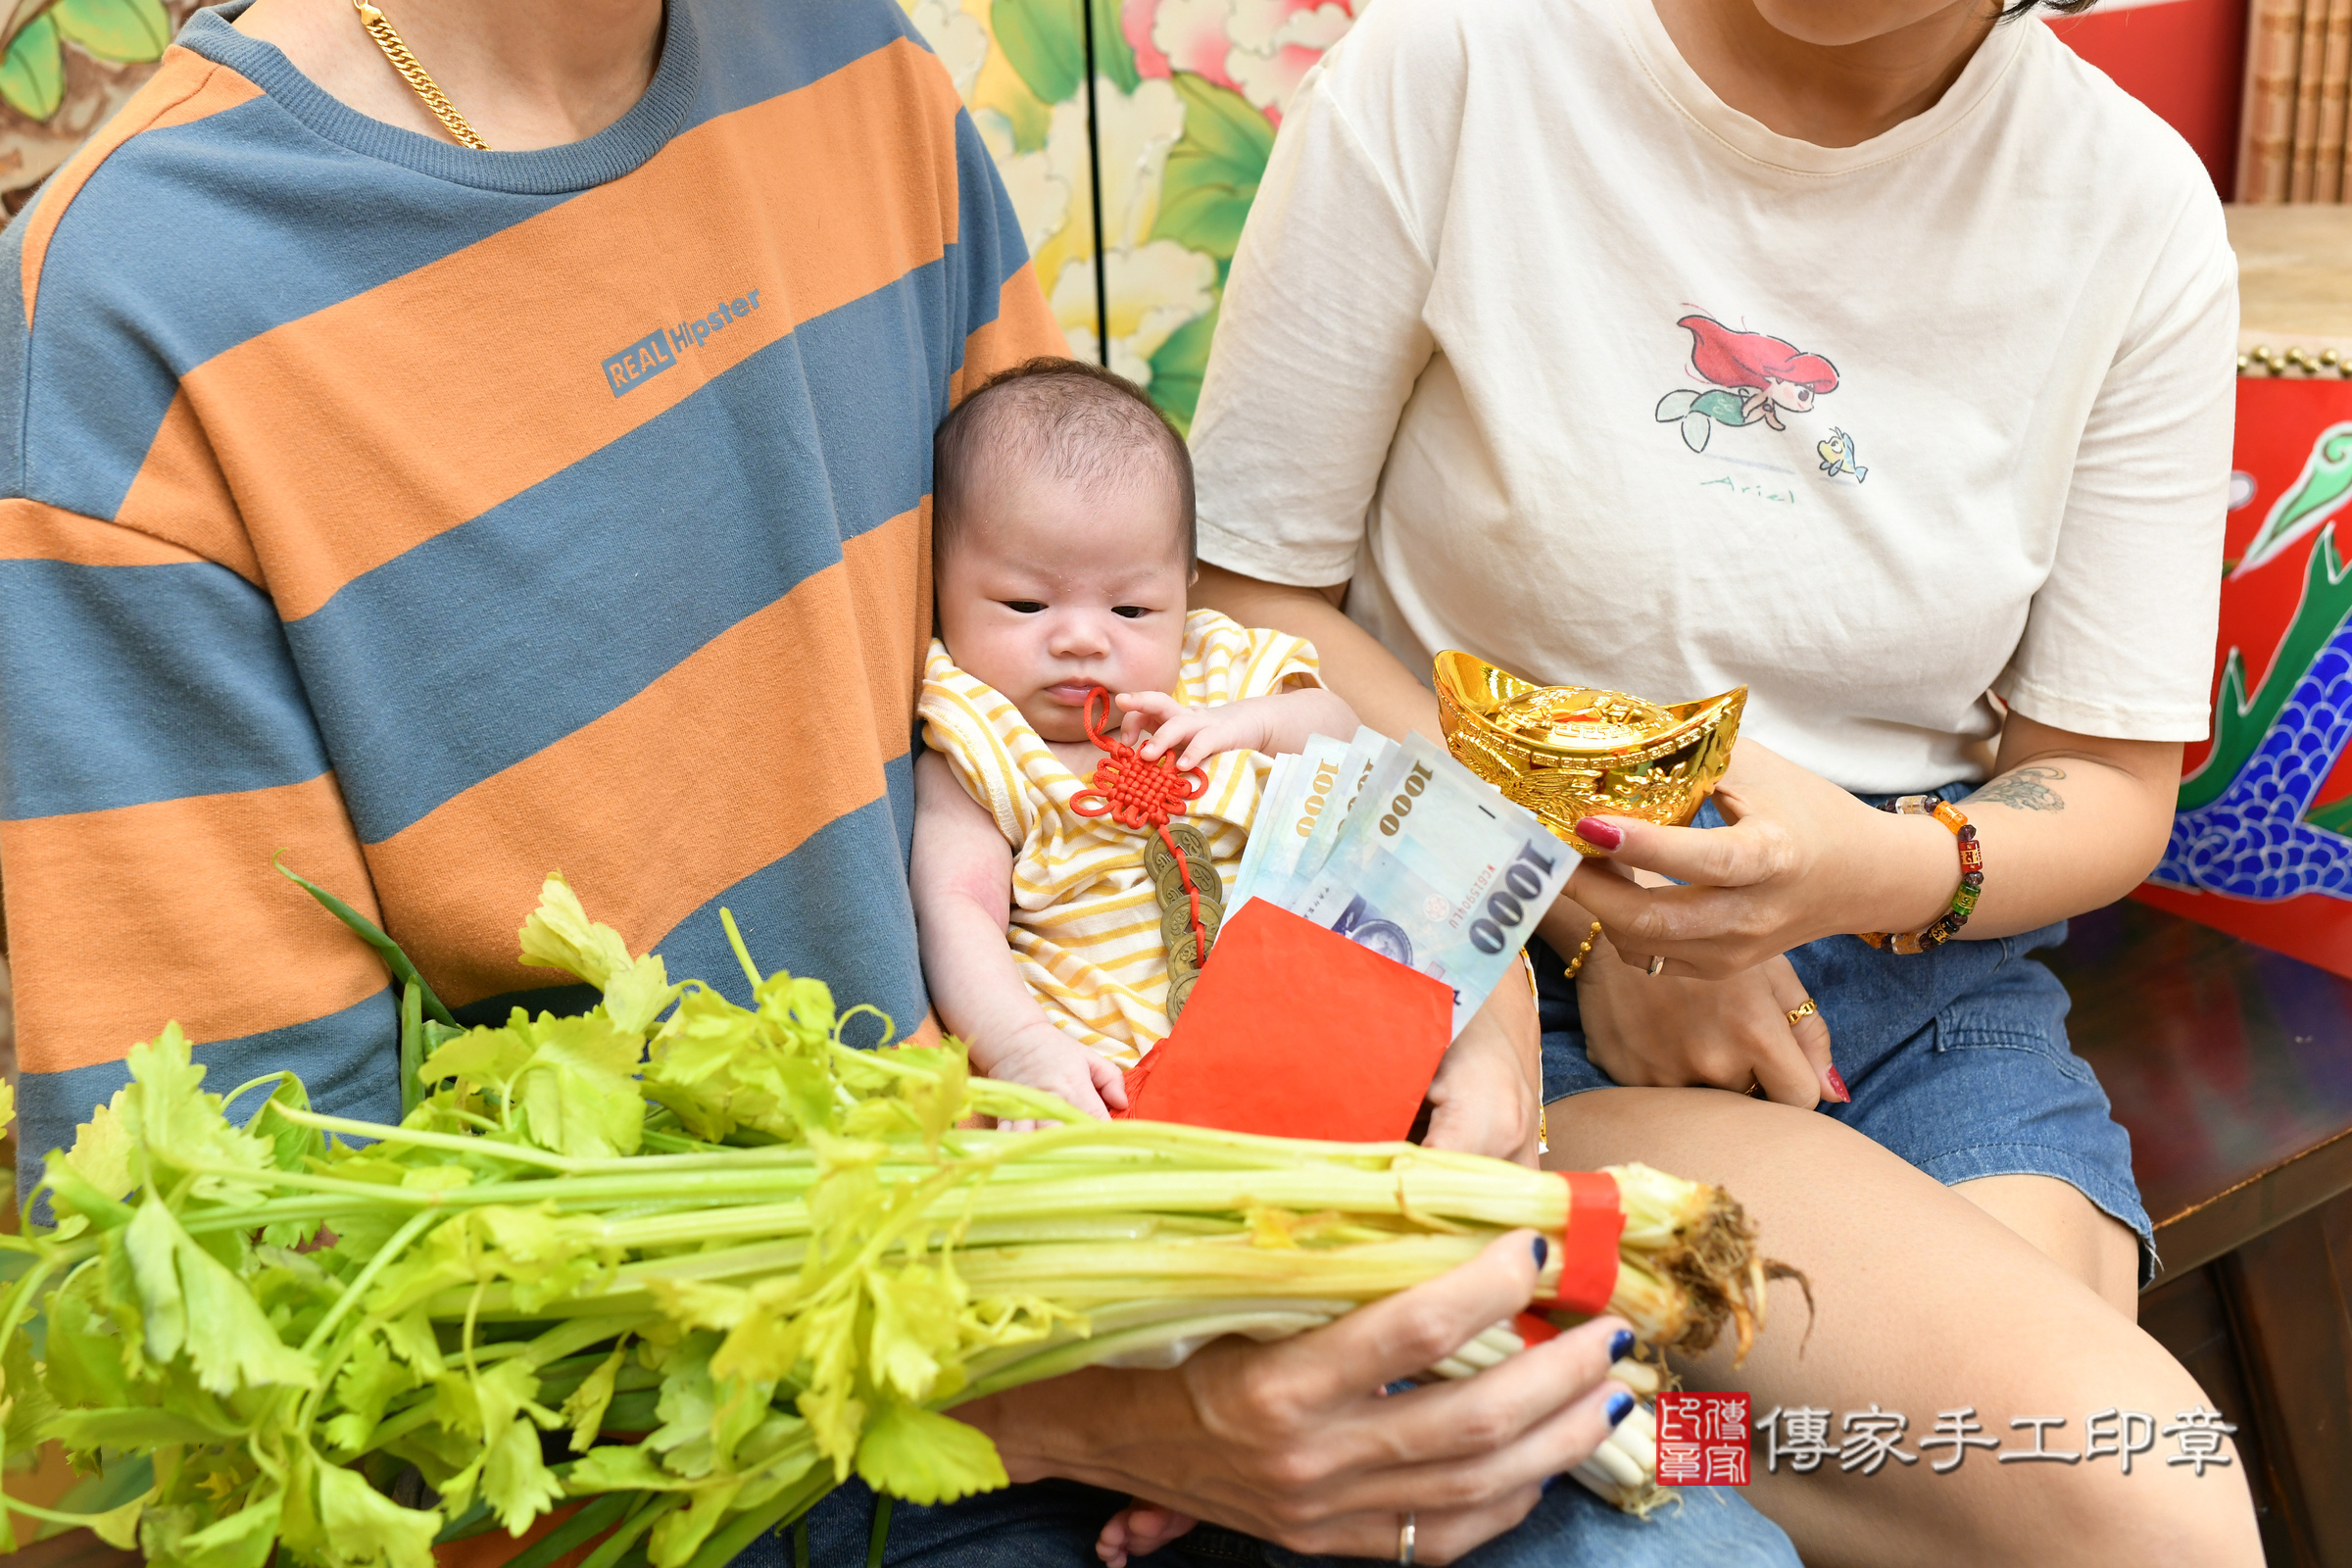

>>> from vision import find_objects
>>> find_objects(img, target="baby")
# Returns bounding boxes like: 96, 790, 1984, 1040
910, 357, 1357, 1119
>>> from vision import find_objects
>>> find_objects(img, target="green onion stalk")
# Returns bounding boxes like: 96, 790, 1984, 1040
0, 874, 1784, 1568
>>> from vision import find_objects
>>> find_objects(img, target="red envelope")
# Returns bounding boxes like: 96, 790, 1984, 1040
1119, 901, 1454, 1141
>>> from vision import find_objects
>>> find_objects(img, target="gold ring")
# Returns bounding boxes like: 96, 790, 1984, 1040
1397, 1512, 1416, 1565
1646, 955, 1666, 977
1786, 998, 1818, 1025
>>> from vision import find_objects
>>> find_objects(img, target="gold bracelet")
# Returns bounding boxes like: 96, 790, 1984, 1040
1561, 920, 1603, 981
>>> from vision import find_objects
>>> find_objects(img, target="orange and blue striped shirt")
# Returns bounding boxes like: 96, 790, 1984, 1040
0, 0, 1062, 1173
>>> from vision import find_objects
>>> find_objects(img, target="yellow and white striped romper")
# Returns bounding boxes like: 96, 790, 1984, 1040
918, 610, 1321, 1067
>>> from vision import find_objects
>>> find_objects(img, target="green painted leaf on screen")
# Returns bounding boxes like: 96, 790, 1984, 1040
993, 0, 1083, 108
1152, 73, 1274, 262
1148, 302, 1220, 436
1089, 0, 1140, 94
55, 0, 172, 63
2180, 525, 2352, 811
1, 15, 65, 122
2237, 423, 2352, 578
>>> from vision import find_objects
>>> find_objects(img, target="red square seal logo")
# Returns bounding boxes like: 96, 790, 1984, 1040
1656, 1391, 1751, 1486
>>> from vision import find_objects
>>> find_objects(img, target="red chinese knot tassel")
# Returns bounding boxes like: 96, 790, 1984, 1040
1067, 687, 1213, 966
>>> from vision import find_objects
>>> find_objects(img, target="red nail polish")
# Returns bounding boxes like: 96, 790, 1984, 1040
1824, 1065, 1851, 1103
1575, 817, 1625, 851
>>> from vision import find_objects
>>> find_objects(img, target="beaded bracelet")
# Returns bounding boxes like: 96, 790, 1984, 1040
1858, 796, 1983, 955
1561, 920, 1604, 981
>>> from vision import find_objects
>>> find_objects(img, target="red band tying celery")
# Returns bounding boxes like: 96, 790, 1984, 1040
1537, 1171, 1624, 1314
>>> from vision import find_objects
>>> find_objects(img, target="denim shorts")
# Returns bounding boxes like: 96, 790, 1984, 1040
772, 1472, 1797, 1566
1536, 786, 2156, 1288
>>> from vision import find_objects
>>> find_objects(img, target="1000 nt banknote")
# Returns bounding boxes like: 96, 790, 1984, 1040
1288, 734, 1576, 1036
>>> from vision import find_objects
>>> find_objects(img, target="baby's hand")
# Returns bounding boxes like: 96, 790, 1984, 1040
972, 1021, 1129, 1130
1096, 1501, 1199, 1567
1115, 691, 1269, 771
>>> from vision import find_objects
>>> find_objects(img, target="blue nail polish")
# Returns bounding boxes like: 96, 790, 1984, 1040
1608, 1329, 1635, 1363
1383, 1379, 1418, 1396
1606, 1391, 1635, 1427
1531, 1235, 1549, 1270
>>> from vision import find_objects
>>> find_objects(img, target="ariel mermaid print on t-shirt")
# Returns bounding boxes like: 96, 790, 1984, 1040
1654, 316, 1861, 481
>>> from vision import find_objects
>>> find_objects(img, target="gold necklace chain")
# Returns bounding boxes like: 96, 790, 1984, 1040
352, 3, 489, 150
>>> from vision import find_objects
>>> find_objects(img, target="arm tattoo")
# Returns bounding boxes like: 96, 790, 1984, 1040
1966, 765, 2067, 812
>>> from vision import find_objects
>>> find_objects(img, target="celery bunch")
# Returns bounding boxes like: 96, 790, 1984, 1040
0, 876, 1777, 1568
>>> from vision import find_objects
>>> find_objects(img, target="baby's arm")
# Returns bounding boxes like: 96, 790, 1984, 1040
1117, 682, 1358, 771
911, 753, 1129, 1120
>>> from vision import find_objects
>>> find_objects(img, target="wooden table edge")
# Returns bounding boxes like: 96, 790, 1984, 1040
2145, 1119, 2352, 1284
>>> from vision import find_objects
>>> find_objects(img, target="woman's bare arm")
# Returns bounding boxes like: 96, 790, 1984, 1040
1568, 716, 2183, 979
1962, 711, 2181, 926
1194, 565, 1446, 742
1202, 562, 2181, 954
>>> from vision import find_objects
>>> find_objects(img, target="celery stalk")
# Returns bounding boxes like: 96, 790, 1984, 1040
0, 872, 1788, 1568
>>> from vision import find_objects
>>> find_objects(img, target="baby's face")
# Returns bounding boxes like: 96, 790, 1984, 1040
936, 471, 1189, 744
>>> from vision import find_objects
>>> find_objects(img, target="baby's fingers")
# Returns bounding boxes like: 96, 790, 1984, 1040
1116, 691, 1183, 725
1174, 724, 1234, 769
1138, 713, 1204, 761
1168, 710, 1252, 768
1058, 1073, 1114, 1121
1091, 1052, 1131, 1112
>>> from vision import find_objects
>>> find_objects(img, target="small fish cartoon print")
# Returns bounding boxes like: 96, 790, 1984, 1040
1655, 316, 1839, 454
1816, 427, 1866, 482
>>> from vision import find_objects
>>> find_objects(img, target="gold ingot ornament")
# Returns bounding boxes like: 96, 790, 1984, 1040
1434, 651, 1746, 856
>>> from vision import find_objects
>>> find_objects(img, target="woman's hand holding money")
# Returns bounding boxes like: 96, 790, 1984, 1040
1418, 977, 1544, 1165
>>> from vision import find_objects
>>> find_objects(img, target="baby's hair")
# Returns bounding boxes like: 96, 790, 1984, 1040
933, 357, 1196, 570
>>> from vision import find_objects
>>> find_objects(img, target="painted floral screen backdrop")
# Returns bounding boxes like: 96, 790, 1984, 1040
903, 0, 1360, 432
0, 0, 202, 214
0, 0, 1343, 422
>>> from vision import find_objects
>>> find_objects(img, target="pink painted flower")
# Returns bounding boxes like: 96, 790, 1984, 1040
1123, 0, 1216, 85
1121, 0, 1167, 80
1121, 0, 1362, 123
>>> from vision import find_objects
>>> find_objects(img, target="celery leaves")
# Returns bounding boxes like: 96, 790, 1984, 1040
853, 1404, 1006, 1507
0, 869, 1628, 1568
123, 1194, 316, 1395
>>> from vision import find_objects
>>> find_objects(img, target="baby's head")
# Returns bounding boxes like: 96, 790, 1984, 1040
933, 358, 1195, 743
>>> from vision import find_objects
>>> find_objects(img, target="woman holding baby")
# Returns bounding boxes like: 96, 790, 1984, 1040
16, 0, 2250, 1561
1183, 0, 2262, 1560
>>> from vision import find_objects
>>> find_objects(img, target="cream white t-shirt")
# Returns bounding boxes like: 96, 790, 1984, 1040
1190, 0, 2237, 793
